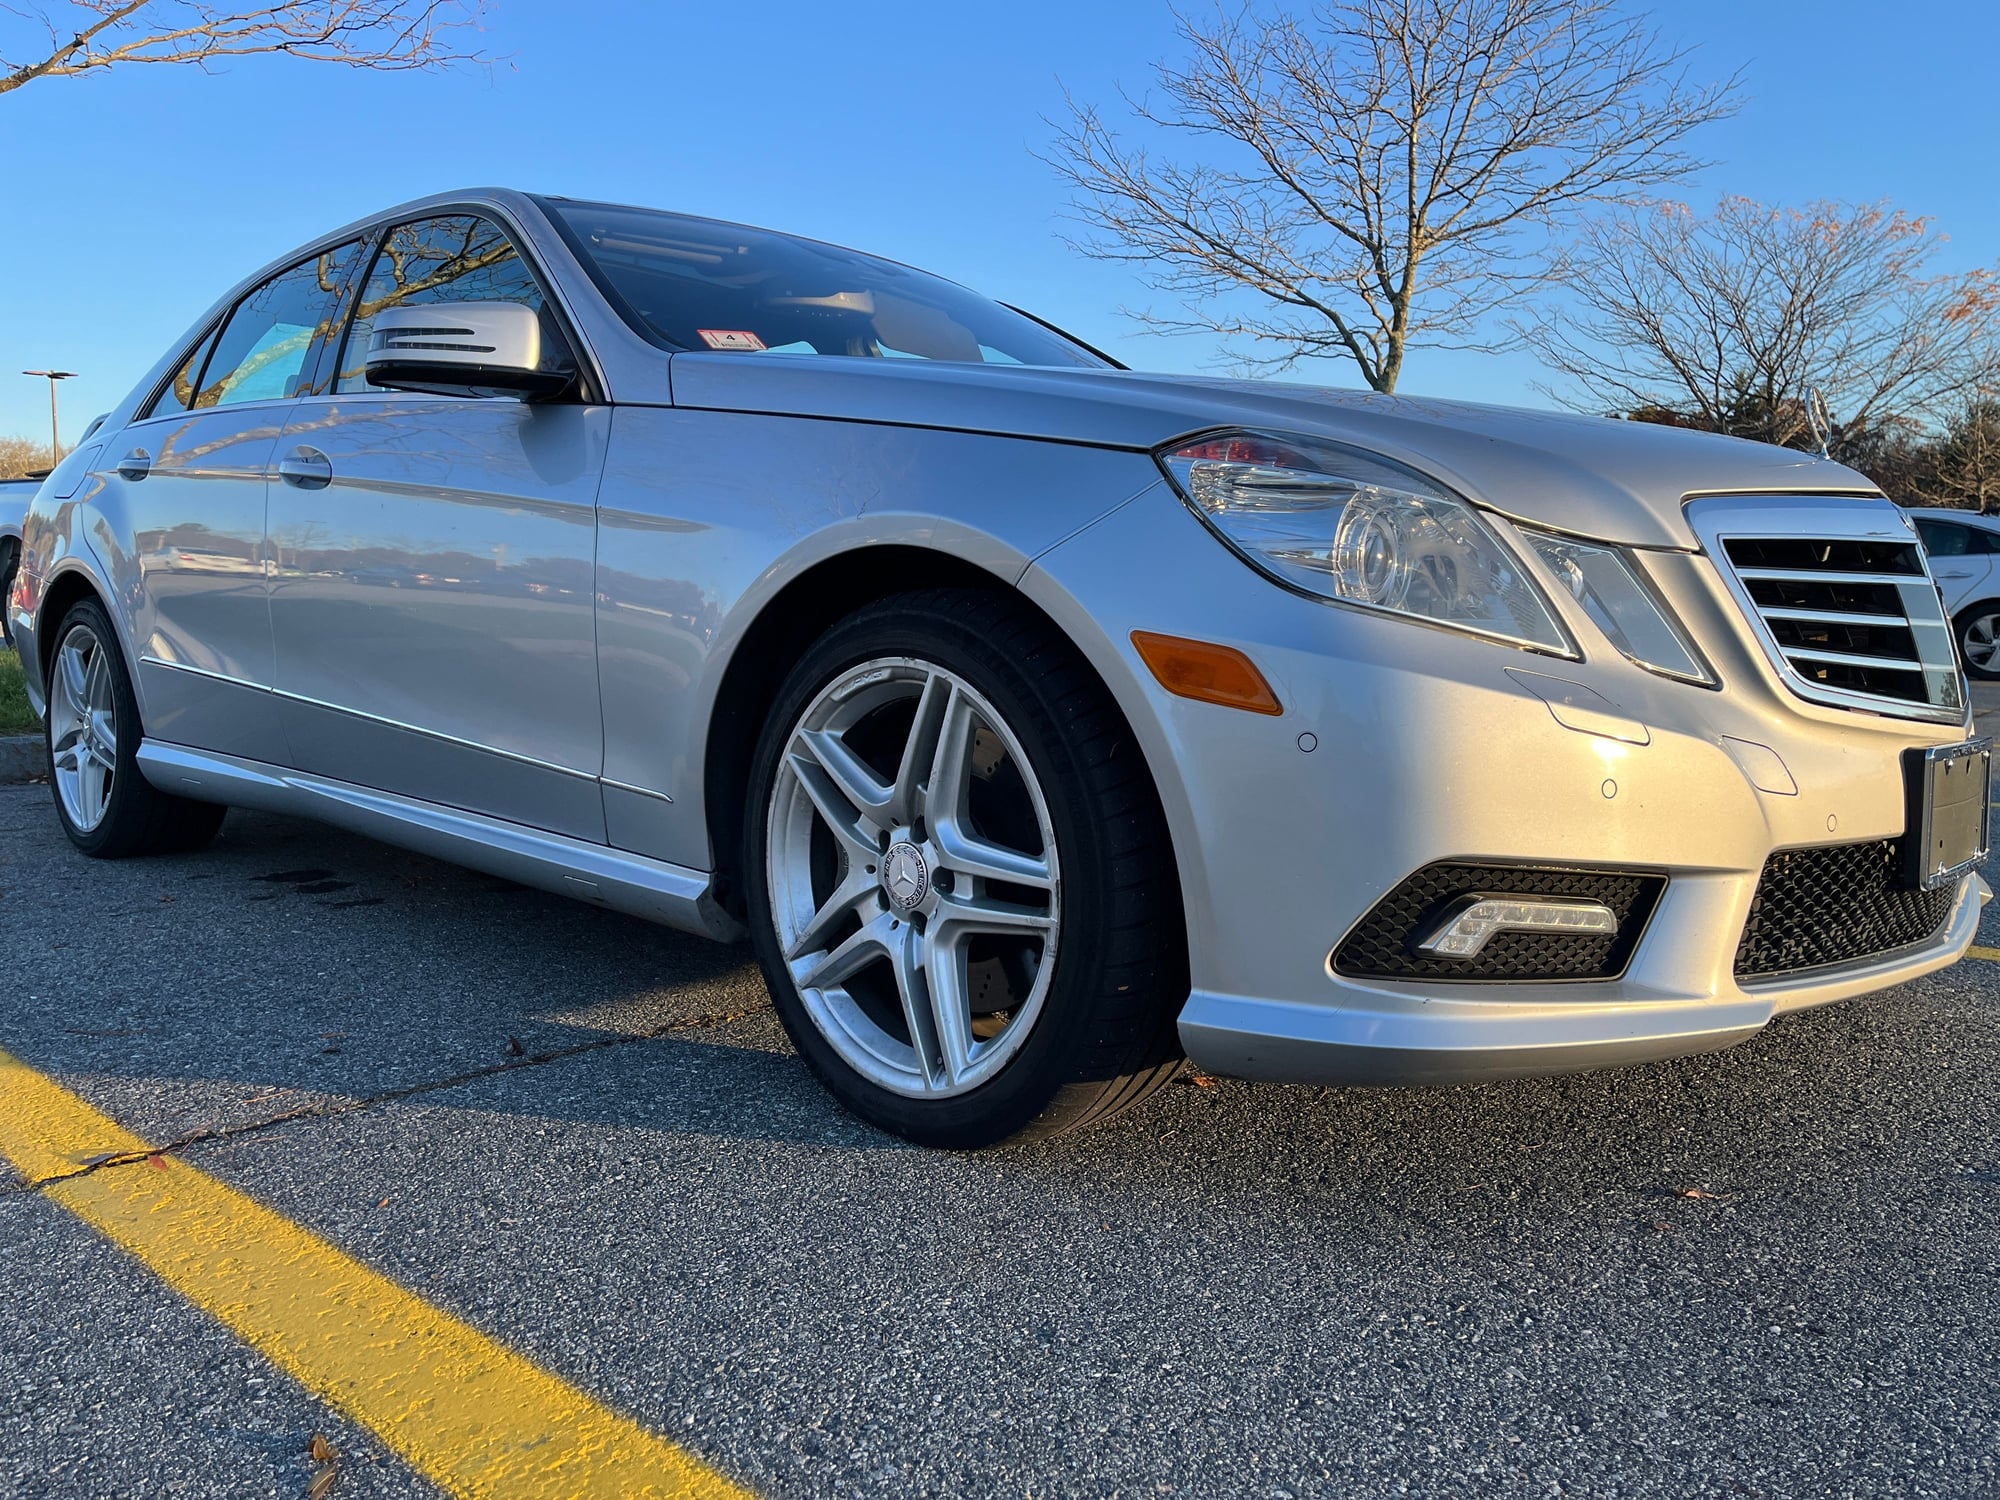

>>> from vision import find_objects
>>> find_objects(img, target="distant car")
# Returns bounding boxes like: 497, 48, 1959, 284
7, 188, 1992, 1147
0, 474, 36, 648
1907, 510, 2000, 679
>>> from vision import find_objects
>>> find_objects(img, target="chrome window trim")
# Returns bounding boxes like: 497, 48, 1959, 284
1686, 494, 1967, 726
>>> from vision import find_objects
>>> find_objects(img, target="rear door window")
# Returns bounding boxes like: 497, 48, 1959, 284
193, 241, 365, 409
144, 324, 222, 420
1916, 520, 1971, 557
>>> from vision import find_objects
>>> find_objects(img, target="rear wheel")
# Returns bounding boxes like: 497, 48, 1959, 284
744, 590, 1186, 1148
1, 542, 17, 648
45, 599, 226, 857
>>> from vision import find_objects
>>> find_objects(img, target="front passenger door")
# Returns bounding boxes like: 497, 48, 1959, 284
268, 214, 609, 841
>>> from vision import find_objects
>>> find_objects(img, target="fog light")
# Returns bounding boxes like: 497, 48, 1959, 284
1417, 896, 1620, 959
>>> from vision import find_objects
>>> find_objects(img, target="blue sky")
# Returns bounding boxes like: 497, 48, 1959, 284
1, 0, 1995, 446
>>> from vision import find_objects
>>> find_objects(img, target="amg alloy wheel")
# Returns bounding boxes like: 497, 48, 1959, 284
745, 590, 1186, 1148
46, 619, 119, 834
45, 599, 226, 858
766, 655, 1062, 1099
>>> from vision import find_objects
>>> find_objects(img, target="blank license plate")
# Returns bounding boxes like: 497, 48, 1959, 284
1903, 739, 1992, 890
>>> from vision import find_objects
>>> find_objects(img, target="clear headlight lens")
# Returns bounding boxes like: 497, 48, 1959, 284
1520, 531, 1715, 686
1157, 431, 1572, 653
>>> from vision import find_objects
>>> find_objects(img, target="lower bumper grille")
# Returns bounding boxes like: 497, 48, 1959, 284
1333, 863, 1664, 981
1734, 839, 1957, 979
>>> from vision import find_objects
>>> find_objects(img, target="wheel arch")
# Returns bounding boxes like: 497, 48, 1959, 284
700, 544, 1185, 937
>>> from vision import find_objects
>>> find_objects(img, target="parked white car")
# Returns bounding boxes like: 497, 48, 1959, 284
1908, 509, 2000, 679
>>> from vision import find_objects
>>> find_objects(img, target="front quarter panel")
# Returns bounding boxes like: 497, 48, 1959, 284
592, 406, 1162, 868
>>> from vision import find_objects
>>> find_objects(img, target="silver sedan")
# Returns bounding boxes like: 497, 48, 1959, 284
7, 189, 1988, 1146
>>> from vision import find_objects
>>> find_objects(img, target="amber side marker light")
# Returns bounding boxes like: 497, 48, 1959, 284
1131, 631, 1283, 715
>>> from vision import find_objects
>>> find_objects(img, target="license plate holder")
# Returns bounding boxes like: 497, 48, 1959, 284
1900, 738, 1992, 890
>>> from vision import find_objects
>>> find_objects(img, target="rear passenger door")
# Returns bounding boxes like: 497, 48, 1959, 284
101, 241, 364, 762
268, 213, 610, 841
1913, 517, 1997, 616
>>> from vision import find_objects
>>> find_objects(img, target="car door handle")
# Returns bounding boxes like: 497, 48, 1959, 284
277, 446, 333, 490
116, 449, 151, 481
1935, 568, 1975, 579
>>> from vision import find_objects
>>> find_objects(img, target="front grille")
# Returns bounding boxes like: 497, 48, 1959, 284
1333, 863, 1665, 981
1718, 535, 1963, 718
1734, 839, 1957, 979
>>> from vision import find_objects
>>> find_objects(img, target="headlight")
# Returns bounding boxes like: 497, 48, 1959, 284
1157, 430, 1572, 653
1519, 531, 1716, 686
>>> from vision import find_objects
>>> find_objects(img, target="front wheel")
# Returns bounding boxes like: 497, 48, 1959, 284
744, 590, 1186, 1148
45, 599, 226, 857
1958, 604, 2000, 681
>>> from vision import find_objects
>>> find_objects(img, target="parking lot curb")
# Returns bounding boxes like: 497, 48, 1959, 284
0, 734, 41, 784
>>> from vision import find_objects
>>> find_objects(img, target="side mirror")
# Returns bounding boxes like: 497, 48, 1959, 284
364, 302, 572, 400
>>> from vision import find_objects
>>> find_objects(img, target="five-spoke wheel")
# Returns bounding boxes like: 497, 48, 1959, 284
46, 619, 120, 833
44, 599, 226, 857
768, 656, 1062, 1099
746, 590, 1185, 1148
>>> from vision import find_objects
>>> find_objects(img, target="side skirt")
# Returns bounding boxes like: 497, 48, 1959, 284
135, 740, 743, 942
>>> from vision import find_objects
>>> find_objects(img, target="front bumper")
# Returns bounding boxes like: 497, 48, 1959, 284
1023, 482, 1985, 1086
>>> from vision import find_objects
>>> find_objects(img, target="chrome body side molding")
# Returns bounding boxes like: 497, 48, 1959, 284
134, 740, 741, 941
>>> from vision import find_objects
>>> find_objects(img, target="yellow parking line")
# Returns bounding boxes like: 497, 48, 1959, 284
1965, 945, 2000, 962
0, 1048, 751, 1500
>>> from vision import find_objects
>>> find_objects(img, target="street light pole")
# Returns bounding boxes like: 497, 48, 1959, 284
22, 369, 78, 470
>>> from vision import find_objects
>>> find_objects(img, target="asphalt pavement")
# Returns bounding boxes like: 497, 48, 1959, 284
2, 779, 1998, 1498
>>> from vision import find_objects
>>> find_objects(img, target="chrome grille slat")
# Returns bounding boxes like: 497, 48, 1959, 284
1733, 567, 1923, 586
1779, 648, 1925, 672
1694, 504, 1967, 724
1758, 606, 1907, 625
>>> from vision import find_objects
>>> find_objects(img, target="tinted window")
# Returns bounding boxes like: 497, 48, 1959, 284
145, 323, 222, 420
194, 241, 364, 409
540, 197, 1106, 368
1916, 520, 1972, 557
335, 215, 564, 394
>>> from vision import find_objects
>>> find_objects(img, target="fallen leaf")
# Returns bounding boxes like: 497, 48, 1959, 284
1674, 1186, 1734, 1201
157, 893, 174, 904
1650, 1220, 1677, 1234
377, 1198, 391, 1209
507, 1036, 526, 1057
1188, 1071, 1219, 1088
307, 1464, 339, 1500
308, 1434, 337, 1464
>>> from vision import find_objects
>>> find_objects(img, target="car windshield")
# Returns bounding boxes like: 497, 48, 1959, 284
537, 197, 1107, 368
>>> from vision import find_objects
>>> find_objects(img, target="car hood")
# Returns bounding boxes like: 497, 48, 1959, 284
667, 354, 1879, 550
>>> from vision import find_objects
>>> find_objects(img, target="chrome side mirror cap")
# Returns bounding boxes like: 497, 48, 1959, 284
364, 302, 571, 400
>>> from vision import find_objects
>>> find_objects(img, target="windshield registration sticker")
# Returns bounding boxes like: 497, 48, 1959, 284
697, 329, 767, 352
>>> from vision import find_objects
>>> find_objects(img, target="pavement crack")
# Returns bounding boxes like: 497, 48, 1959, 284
0, 1002, 770, 1197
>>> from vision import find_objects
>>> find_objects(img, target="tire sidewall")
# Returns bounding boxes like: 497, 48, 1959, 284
46, 600, 150, 855
745, 597, 1132, 1146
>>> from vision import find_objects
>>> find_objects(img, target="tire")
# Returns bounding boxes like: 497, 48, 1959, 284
744, 588, 1187, 1148
44, 598, 226, 858
1956, 603, 2000, 681
1, 544, 17, 649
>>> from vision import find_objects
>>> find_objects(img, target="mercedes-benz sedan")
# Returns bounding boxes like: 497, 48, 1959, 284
9, 189, 1989, 1146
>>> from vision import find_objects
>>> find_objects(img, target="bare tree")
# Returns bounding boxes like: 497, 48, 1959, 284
0, 434, 60, 477
1926, 396, 2000, 513
0, 0, 487, 97
1045, 0, 1737, 392
1520, 197, 2000, 450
